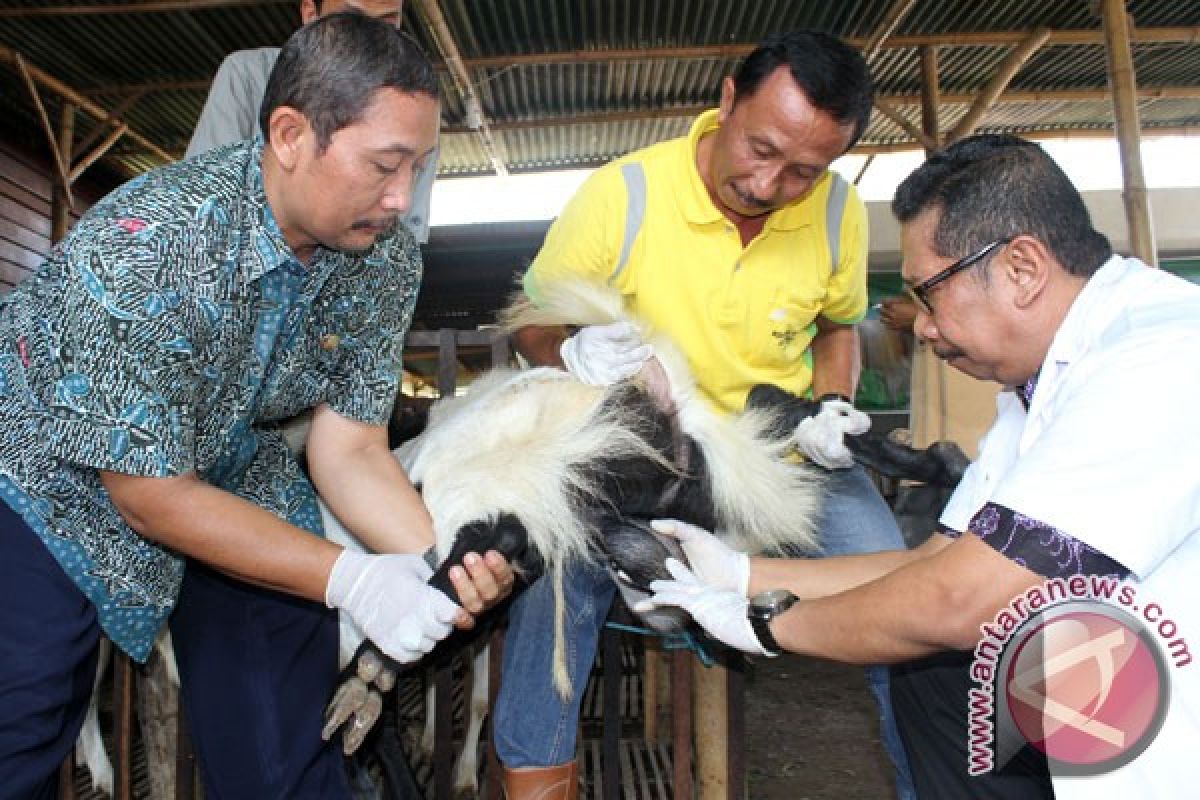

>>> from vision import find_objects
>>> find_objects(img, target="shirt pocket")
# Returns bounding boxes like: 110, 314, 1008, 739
720, 284, 825, 371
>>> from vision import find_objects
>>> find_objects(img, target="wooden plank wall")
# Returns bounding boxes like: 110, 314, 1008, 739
0, 141, 106, 293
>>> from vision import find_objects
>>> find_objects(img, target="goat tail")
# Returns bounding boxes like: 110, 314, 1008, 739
77, 637, 114, 797
551, 565, 572, 700
499, 281, 627, 334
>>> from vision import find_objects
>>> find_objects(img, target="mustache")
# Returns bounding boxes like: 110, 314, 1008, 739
733, 186, 771, 210
351, 217, 399, 233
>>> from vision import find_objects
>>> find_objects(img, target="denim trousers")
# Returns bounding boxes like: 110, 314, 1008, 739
494, 464, 917, 800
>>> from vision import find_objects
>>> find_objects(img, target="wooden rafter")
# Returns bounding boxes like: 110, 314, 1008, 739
14, 52, 74, 211
862, 0, 919, 62
872, 98, 940, 152
72, 90, 145, 158
447, 27, 1200, 70
431, 86, 1200, 136
0, 0, 291, 18
948, 27, 1053, 142
412, 0, 509, 177
0, 44, 173, 174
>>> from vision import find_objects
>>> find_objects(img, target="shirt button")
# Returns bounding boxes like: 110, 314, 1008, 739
321, 334, 340, 351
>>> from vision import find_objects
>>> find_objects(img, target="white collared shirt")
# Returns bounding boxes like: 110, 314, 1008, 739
941, 255, 1200, 797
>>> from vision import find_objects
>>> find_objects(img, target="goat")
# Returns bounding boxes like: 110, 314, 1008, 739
319, 280, 826, 795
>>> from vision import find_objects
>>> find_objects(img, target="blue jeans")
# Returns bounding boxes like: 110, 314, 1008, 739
494, 464, 916, 800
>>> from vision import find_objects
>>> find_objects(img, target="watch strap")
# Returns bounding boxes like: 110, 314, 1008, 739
816, 392, 853, 406
749, 614, 783, 657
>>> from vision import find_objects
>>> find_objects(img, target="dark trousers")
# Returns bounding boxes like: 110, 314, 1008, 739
0, 501, 100, 800
0, 500, 352, 800
890, 650, 1056, 799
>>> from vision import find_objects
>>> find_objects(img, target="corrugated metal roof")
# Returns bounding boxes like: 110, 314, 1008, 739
1, 0, 1198, 182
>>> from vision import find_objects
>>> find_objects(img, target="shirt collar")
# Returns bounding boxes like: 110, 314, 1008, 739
242, 135, 304, 281
677, 109, 825, 232
1030, 255, 1133, 401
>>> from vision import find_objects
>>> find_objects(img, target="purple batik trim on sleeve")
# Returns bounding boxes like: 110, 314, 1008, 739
966, 502, 1129, 579
938, 524, 963, 539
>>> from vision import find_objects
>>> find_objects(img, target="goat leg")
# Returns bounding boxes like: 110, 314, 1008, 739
602, 517, 691, 634
845, 433, 969, 488
323, 512, 531, 747
341, 689, 384, 756
322, 675, 371, 743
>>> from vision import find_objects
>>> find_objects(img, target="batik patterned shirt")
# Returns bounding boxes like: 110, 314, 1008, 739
0, 138, 421, 661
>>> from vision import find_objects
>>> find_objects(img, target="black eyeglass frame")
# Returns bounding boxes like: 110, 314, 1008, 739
905, 236, 1014, 314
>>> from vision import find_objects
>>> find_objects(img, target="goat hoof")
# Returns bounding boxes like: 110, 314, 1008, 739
322, 675, 370, 742
341, 689, 384, 755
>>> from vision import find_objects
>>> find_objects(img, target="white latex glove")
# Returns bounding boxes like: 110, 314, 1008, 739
325, 549, 461, 664
793, 398, 871, 469
651, 519, 749, 596
634, 559, 770, 657
559, 321, 653, 386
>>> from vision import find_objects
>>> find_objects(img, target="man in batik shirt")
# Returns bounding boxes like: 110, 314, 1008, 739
0, 15, 511, 798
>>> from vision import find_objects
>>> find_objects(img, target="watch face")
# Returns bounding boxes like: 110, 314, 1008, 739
751, 588, 797, 615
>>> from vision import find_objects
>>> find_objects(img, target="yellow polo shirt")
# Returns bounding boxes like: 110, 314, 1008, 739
524, 110, 868, 414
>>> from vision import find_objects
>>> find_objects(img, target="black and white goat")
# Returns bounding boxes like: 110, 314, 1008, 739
319, 280, 826, 792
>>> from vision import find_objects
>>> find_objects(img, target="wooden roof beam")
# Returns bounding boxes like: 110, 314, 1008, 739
454, 27, 1200, 70
0, 44, 173, 171
873, 97, 939, 152
436, 86, 1200, 135
412, 0, 509, 177
862, 0, 919, 62
0, 0, 291, 18
948, 27, 1053, 142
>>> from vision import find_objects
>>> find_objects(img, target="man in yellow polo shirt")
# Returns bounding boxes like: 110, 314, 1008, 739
496, 32, 914, 800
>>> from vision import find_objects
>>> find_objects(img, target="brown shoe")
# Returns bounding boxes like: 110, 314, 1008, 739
502, 761, 578, 800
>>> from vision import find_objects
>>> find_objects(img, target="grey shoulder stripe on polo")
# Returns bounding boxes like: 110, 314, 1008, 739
826, 172, 849, 275
611, 162, 647, 285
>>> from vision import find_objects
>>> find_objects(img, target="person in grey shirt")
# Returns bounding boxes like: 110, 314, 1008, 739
188, 0, 437, 243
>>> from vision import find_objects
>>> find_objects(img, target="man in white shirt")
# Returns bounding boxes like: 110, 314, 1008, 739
188, 0, 437, 243
639, 134, 1200, 799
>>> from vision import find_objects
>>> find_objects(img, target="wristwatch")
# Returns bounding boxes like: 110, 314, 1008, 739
747, 588, 798, 657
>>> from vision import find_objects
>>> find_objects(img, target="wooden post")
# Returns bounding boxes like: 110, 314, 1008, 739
671, 652, 693, 800
643, 643, 661, 742
693, 659, 728, 798
1102, 0, 1157, 266
726, 658, 745, 799
52, 103, 75, 242
919, 45, 941, 156
113, 653, 135, 800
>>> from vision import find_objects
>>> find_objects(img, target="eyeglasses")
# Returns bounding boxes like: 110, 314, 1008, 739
905, 237, 1013, 314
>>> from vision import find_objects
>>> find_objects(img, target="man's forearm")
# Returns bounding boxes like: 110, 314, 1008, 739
306, 404, 434, 556
768, 534, 1043, 664
748, 543, 925, 600
809, 319, 861, 399
310, 437, 434, 556
102, 471, 341, 602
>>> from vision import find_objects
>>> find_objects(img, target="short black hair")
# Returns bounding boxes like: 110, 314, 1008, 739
260, 12, 438, 150
733, 31, 874, 150
892, 134, 1112, 277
